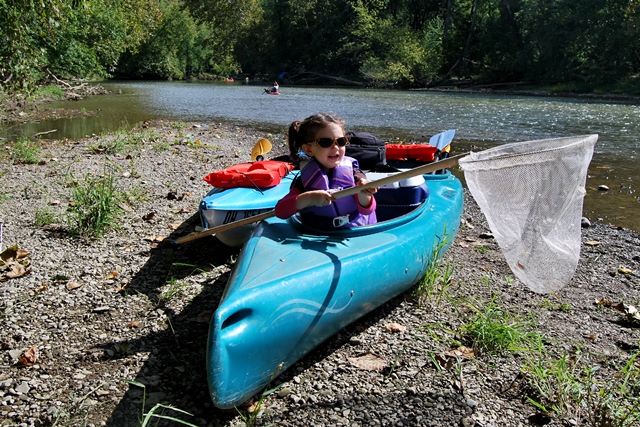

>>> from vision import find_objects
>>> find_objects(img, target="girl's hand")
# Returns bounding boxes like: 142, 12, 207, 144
296, 190, 335, 209
357, 179, 379, 195
356, 179, 378, 207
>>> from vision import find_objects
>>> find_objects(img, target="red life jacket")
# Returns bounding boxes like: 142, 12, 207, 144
386, 144, 437, 162
203, 160, 295, 189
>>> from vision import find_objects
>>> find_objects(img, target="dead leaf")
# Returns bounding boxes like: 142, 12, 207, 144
66, 281, 83, 290
142, 212, 156, 221
115, 282, 129, 293
385, 322, 407, 333
618, 265, 633, 275
168, 222, 182, 230
444, 346, 475, 359
17, 345, 38, 366
584, 240, 600, 246
613, 302, 640, 323
119, 203, 133, 212
5, 262, 26, 278
347, 353, 387, 371
16, 249, 29, 259
106, 271, 119, 279
434, 354, 454, 370
173, 207, 192, 214
126, 321, 141, 328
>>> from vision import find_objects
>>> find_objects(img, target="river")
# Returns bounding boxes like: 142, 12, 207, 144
1, 81, 638, 231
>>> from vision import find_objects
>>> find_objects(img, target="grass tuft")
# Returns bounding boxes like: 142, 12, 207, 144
66, 172, 123, 237
460, 295, 540, 355
11, 137, 41, 164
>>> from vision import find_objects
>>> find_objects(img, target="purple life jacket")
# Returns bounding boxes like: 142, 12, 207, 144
299, 157, 376, 229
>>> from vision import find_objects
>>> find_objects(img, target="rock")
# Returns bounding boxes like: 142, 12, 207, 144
581, 217, 591, 228
15, 382, 30, 395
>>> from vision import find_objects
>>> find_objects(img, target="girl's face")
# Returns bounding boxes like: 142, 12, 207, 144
301, 123, 346, 171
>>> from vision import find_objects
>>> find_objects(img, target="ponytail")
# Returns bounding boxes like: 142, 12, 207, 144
287, 113, 346, 162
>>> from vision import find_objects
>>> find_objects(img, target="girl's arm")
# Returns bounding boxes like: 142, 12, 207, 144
275, 188, 336, 218
275, 187, 302, 219
355, 178, 378, 214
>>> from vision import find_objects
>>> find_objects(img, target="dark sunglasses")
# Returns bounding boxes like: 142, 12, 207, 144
311, 137, 350, 148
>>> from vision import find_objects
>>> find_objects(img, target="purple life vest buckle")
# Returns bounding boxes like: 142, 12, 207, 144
333, 215, 350, 228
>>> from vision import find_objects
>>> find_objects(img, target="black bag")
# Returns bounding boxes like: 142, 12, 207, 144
345, 131, 387, 170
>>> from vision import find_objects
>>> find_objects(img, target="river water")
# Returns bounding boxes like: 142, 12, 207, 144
1, 81, 638, 231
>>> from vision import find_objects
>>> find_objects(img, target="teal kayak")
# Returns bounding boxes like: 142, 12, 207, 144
207, 172, 464, 409
199, 170, 300, 247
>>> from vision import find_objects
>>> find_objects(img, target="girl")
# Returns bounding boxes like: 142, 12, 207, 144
275, 113, 378, 229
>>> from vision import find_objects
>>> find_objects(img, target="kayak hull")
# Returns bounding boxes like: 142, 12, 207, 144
207, 173, 463, 408
199, 171, 299, 247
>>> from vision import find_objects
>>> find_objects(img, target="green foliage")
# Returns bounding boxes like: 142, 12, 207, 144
33, 85, 65, 100
11, 138, 41, 164
524, 350, 640, 426
414, 230, 454, 303
460, 296, 539, 355
124, 380, 198, 426
66, 172, 123, 237
45, 0, 162, 79
34, 207, 58, 227
2, 0, 639, 90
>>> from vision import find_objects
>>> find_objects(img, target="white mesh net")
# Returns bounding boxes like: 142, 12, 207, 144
459, 135, 597, 294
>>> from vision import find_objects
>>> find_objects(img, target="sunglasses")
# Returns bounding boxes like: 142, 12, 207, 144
311, 137, 350, 148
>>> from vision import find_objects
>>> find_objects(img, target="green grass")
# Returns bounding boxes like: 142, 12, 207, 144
459, 295, 540, 355
32, 84, 65, 100
89, 128, 162, 154
66, 172, 123, 237
125, 380, 198, 426
34, 206, 58, 227
538, 298, 572, 311
11, 137, 41, 164
524, 350, 640, 426
413, 230, 454, 303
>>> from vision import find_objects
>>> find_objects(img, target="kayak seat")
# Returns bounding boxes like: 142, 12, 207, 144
367, 172, 430, 222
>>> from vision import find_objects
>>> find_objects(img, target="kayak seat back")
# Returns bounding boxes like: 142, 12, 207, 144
367, 172, 430, 222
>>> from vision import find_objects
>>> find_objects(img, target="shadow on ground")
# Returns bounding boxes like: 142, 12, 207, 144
97, 214, 407, 426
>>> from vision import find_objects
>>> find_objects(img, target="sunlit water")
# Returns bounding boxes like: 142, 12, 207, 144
1, 81, 638, 230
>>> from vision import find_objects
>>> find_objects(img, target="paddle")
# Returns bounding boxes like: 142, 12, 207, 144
430, 129, 455, 151
251, 138, 272, 161
171, 154, 464, 245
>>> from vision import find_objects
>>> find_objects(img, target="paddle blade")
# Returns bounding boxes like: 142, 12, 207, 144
251, 138, 272, 161
459, 134, 597, 294
430, 129, 456, 150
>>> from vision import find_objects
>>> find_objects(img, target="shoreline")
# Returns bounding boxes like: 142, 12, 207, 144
3, 80, 640, 126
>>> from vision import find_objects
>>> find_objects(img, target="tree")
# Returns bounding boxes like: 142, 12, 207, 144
0, 0, 68, 91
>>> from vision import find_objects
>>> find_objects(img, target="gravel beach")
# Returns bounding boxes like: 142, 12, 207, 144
1, 119, 639, 427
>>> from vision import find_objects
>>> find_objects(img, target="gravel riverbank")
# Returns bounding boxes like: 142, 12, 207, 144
1, 120, 639, 427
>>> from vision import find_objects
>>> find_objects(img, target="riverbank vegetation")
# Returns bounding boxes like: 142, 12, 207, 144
1, 0, 640, 95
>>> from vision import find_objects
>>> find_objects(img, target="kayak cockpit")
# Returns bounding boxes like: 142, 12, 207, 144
286, 172, 457, 238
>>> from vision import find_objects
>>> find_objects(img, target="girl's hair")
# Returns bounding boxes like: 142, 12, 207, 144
287, 112, 345, 162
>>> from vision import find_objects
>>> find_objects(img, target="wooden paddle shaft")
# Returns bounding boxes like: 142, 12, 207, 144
173, 210, 276, 244
173, 154, 465, 244
331, 154, 464, 199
